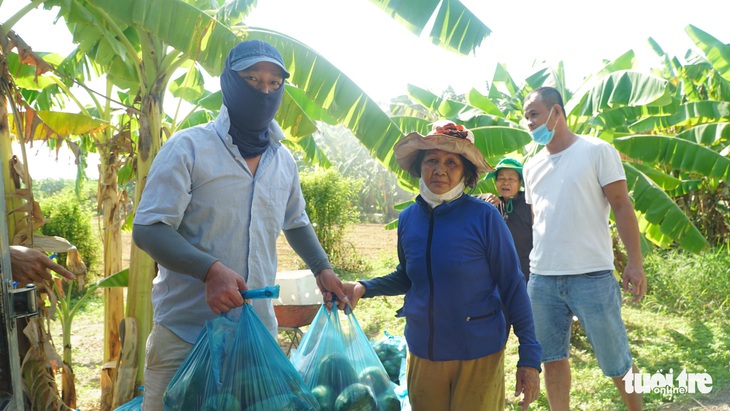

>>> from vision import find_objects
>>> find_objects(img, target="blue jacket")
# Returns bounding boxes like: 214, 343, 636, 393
361, 195, 541, 370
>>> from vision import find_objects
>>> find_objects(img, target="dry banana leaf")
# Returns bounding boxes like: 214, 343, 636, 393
61, 362, 76, 409
20, 318, 73, 411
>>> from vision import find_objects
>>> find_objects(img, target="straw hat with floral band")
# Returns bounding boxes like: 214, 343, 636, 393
394, 120, 493, 183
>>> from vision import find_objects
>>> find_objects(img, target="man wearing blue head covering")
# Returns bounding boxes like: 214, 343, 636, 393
133, 40, 349, 410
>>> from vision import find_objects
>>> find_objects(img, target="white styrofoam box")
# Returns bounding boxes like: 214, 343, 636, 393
273, 269, 322, 306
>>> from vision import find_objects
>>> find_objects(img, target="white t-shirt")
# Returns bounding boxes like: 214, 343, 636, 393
524, 136, 625, 275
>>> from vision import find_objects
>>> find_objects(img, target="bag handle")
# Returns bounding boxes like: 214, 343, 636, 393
331, 293, 353, 315
240, 285, 280, 300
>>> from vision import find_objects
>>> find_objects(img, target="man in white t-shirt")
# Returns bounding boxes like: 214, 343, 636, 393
522, 87, 647, 411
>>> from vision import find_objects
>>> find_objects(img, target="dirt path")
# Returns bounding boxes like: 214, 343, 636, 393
122, 223, 396, 270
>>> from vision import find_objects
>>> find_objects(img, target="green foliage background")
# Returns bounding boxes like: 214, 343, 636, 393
37, 181, 101, 277
306, 124, 414, 223
300, 168, 366, 272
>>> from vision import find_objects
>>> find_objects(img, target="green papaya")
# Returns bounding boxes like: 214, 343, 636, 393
312, 384, 336, 411
203, 393, 240, 411
245, 394, 314, 411
314, 353, 359, 394
334, 383, 377, 411
358, 366, 391, 395
376, 392, 401, 411
383, 358, 401, 383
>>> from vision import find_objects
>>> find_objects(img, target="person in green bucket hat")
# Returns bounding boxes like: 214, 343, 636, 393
480, 157, 532, 283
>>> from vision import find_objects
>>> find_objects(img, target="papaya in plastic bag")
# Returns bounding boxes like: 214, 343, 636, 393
163, 286, 319, 410
291, 304, 401, 411
371, 331, 407, 385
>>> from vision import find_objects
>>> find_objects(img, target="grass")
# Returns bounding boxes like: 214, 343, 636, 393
642, 247, 730, 317
49, 236, 730, 410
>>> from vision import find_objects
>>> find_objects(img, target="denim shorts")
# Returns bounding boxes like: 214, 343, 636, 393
527, 270, 633, 378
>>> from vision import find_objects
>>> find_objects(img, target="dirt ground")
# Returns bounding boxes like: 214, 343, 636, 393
121, 223, 396, 269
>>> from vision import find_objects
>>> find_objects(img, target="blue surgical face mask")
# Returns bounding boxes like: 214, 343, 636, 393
529, 108, 555, 145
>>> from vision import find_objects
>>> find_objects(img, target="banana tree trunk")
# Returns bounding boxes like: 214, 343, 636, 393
2, 92, 73, 410
59, 289, 77, 409
99, 145, 125, 410
126, 89, 164, 387
0, 96, 21, 239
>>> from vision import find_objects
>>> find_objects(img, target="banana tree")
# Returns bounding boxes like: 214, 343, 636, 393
0, 32, 110, 410
611, 25, 730, 247
573, 26, 730, 250
4, 14, 143, 406
381, 47, 716, 253
4, 6, 146, 408
16, 45, 132, 406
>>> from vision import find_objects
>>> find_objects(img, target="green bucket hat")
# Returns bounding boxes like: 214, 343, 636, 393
486, 158, 523, 180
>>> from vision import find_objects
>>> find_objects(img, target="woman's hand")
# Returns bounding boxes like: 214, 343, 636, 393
515, 366, 540, 410
475, 193, 502, 207
342, 281, 366, 309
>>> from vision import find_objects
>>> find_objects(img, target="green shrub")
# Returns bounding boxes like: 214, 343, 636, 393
300, 168, 367, 272
643, 246, 730, 317
39, 190, 101, 278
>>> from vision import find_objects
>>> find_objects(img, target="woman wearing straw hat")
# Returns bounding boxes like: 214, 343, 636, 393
344, 121, 541, 411
480, 158, 533, 283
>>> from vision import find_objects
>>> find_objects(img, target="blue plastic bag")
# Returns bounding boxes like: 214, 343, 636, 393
112, 394, 142, 411
291, 304, 401, 411
371, 331, 407, 385
163, 286, 319, 410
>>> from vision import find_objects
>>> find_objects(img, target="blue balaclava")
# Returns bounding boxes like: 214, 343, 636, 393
220, 40, 290, 158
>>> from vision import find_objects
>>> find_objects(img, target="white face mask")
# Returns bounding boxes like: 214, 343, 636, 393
419, 178, 465, 209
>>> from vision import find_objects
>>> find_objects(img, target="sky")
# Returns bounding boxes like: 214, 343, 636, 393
245, 0, 729, 100
2, 0, 728, 179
